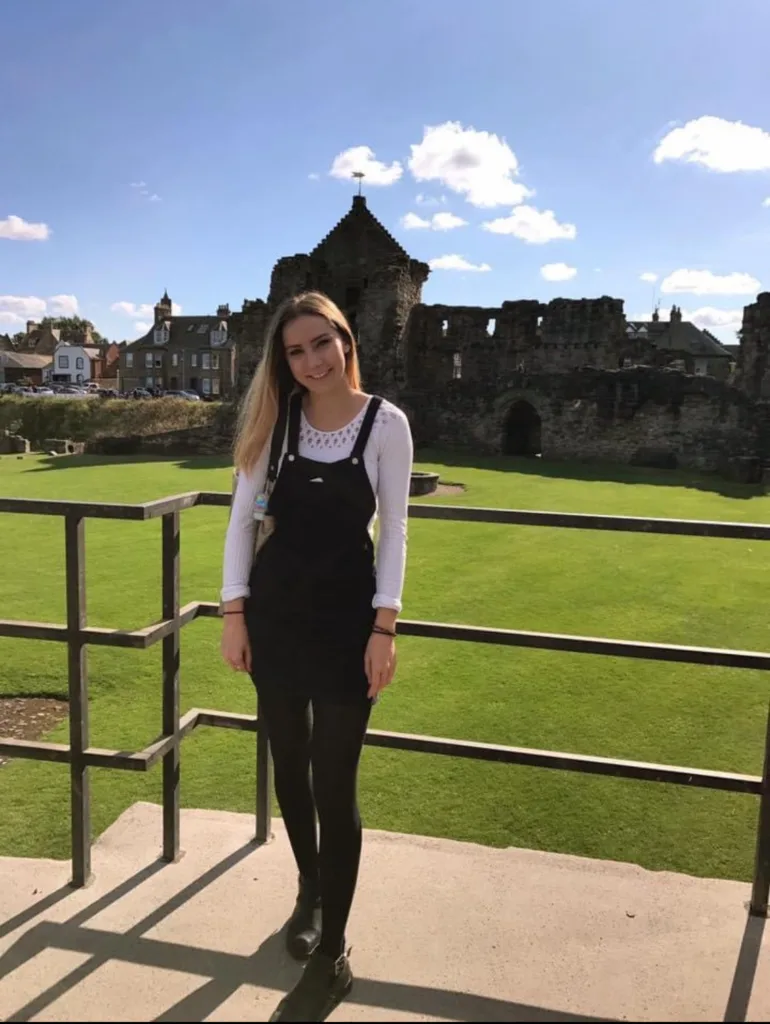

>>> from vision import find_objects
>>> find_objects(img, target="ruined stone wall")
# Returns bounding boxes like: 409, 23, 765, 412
539, 297, 626, 371
404, 297, 626, 392
230, 299, 271, 392
735, 292, 770, 399
405, 367, 759, 475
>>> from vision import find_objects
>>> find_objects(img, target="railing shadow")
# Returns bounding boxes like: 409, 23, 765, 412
723, 910, 766, 1023
0, 839, 622, 1024
1, 835, 766, 1023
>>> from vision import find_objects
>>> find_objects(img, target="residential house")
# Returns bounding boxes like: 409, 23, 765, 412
50, 342, 98, 384
624, 307, 734, 379
0, 351, 53, 385
118, 291, 235, 397
49, 340, 121, 386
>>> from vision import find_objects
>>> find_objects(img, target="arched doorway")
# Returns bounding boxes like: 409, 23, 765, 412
503, 400, 542, 456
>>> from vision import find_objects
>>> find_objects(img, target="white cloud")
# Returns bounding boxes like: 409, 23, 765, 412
415, 193, 446, 206
0, 214, 50, 241
660, 269, 760, 296
308, 172, 320, 181
112, 299, 181, 318
653, 116, 770, 173
329, 145, 402, 186
47, 294, 79, 316
401, 211, 467, 231
112, 301, 153, 318
0, 295, 47, 318
130, 181, 147, 189
482, 205, 577, 244
0, 311, 24, 325
148, 193, 161, 202
409, 121, 533, 208
635, 305, 743, 334
401, 212, 431, 230
133, 321, 151, 335
428, 254, 491, 272
763, 197, 770, 207
541, 262, 577, 282
432, 211, 467, 230
640, 271, 658, 283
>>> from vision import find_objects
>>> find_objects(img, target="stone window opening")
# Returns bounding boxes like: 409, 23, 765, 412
452, 352, 462, 380
441, 319, 449, 337
487, 318, 496, 336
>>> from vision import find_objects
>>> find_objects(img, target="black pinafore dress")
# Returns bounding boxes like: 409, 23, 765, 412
245, 393, 382, 705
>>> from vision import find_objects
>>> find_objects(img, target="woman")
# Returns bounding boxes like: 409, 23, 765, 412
220, 291, 412, 1022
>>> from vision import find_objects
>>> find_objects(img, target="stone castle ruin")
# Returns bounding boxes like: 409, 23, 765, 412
224, 196, 769, 481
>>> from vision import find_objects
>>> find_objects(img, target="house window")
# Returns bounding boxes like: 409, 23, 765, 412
212, 377, 220, 395
201, 352, 211, 370
172, 352, 179, 367
58, 355, 69, 368
126, 353, 134, 368
201, 377, 211, 395
145, 352, 153, 368
452, 352, 462, 379
76, 357, 84, 369
76, 373, 84, 383
145, 376, 154, 388
191, 353, 198, 368
153, 328, 169, 345
210, 328, 227, 347
154, 354, 162, 367
211, 352, 220, 370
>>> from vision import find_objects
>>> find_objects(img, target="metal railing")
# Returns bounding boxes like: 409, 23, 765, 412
1, 492, 770, 914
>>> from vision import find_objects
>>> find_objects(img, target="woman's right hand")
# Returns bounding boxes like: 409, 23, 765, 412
220, 613, 252, 673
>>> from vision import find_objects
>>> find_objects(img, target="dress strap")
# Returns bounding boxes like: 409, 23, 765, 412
351, 396, 382, 461
286, 391, 303, 456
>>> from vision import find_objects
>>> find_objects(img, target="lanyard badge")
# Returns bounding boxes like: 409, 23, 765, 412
253, 492, 269, 521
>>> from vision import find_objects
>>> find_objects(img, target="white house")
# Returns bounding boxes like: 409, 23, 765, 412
48, 342, 102, 385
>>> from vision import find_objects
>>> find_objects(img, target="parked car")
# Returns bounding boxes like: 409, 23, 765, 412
164, 389, 201, 401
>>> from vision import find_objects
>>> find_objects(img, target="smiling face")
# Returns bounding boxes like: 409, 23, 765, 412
282, 314, 351, 394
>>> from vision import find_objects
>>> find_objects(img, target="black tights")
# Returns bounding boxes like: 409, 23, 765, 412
257, 687, 371, 958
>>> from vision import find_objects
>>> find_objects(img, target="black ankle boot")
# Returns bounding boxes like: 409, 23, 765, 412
270, 948, 353, 1022
285, 876, 321, 960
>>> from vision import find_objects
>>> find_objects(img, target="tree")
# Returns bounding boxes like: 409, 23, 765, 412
37, 316, 107, 344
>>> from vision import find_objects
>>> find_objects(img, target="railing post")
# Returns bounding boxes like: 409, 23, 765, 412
751, 700, 770, 915
161, 511, 181, 862
256, 696, 272, 844
65, 514, 91, 887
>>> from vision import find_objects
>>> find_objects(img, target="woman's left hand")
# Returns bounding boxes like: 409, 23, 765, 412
365, 632, 397, 700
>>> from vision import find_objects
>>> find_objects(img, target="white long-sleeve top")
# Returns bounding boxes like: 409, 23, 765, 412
221, 397, 413, 611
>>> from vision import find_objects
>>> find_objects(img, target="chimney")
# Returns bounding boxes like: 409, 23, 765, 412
670, 305, 682, 324
26, 320, 37, 334
217, 303, 230, 318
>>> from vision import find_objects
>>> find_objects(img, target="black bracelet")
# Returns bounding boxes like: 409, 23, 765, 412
372, 625, 396, 638
222, 609, 244, 616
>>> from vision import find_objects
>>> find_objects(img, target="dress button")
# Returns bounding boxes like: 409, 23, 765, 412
288, 454, 295, 461
352, 457, 359, 465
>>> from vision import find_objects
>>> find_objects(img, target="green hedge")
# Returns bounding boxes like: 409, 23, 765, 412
0, 397, 225, 446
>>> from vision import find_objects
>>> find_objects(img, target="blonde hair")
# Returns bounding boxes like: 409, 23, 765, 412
233, 291, 362, 473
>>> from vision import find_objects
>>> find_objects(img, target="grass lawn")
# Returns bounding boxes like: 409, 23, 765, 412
1, 450, 769, 882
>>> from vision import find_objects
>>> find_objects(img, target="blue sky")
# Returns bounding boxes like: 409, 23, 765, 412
1, 0, 769, 343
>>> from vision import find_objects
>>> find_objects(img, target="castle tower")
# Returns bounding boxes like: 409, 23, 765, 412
736, 292, 770, 398
267, 194, 429, 394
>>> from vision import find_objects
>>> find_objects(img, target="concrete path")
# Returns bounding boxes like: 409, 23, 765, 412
0, 801, 768, 1022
